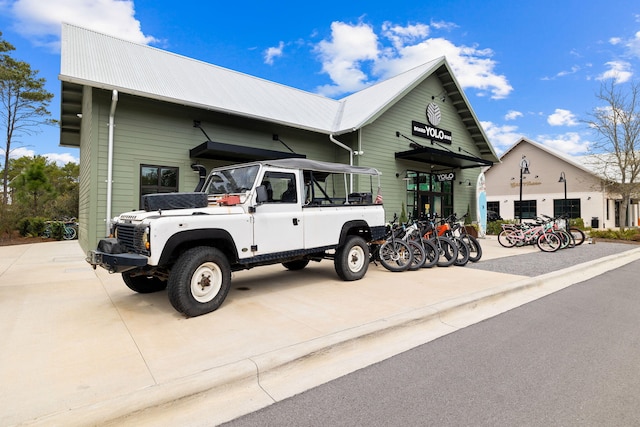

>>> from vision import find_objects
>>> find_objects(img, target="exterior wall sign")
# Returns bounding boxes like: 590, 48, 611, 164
435, 172, 456, 182
412, 120, 453, 144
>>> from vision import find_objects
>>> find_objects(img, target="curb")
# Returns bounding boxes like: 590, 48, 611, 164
24, 247, 640, 426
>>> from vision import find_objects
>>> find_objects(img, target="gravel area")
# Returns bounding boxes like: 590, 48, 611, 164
467, 241, 640, 277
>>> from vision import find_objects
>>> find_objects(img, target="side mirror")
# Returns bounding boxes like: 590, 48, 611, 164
256, 185, 269, 203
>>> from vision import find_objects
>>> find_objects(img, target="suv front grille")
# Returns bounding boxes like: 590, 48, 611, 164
115, 224, 149, 255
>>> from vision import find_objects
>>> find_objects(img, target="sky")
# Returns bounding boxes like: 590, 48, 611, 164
1, 0, 640, 167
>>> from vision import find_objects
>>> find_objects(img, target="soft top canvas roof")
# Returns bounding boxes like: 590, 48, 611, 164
262, 158, 381, 176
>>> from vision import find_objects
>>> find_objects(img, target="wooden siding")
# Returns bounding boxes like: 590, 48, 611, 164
83, 90, 358, 249
359, 75, 482, 221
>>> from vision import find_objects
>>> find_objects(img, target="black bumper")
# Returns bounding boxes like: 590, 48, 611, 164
86, 250, 148, 274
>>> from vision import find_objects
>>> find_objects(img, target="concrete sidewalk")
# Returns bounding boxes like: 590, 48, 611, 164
1, 238, 639, 426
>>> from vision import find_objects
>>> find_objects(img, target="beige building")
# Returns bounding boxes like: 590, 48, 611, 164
485, 137, 640, 228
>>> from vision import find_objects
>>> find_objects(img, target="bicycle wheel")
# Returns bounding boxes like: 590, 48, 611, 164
435, 236, 458, 267
407, 240, 426, 271
569, 227, 585, 246
453, 237, 470, 267
379, 240, 413, 272
558, 229, 575, 249
460, 234, 482, 262
63, 225, 77, 240
420, 238, 438, 269
537, 232, 561, 252
498, 229, 517, 248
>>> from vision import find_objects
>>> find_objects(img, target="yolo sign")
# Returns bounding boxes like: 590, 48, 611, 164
411, 120, 452, 144
435, 172, 456, 182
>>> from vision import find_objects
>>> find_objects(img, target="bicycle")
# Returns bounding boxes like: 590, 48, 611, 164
370, 214, 414, 272
401, 217, 439, 269
421, 214, 460, 267
445, 213, 483, 263
498, 218, 561, 252
43, 218, 78, 240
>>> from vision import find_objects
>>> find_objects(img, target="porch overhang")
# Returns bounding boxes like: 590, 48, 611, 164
190, 140, 306, 162
395, 145, 493, 171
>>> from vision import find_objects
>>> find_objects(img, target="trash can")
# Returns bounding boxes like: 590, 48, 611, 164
591, 217, 599, 228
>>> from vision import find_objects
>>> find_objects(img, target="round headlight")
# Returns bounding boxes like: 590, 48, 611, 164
142, 227, 150, 250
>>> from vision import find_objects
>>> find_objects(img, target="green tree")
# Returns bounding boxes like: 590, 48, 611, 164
10, 156, 54, 215
585, 79, 640, 230
0, 31, 55, 206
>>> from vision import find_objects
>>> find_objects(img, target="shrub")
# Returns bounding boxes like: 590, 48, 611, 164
16, 217, 47, 237
589, 228, 639, 241
50, 221, 66, 240
569, 217, 585, 229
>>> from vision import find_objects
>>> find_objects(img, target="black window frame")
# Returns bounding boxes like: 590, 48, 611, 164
140, 164, 179, 208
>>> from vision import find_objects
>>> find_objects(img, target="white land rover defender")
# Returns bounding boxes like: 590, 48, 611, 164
87, 158, 386, 317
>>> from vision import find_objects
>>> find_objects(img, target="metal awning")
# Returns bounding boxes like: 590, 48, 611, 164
395, 145, 493, 171
190, 140, 306, 162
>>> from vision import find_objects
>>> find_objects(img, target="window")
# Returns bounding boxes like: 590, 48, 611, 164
404, 172, 453, 219
261, 171, 297, 203
140, 165, 178, 208
514, 200, 537, 219
553, 198, 581, 218
487, 201, 500, 216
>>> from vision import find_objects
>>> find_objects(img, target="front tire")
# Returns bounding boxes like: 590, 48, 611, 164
168, 246, 231, 317
122, 272, 167, 293
282, 259, 310, 271
334, 236, 369, 281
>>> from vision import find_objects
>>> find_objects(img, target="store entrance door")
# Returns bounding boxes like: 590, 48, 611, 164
418, 193, 442, 219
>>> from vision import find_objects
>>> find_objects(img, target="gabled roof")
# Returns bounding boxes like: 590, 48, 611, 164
496, 137, 605, 178
59, 23, 495, 160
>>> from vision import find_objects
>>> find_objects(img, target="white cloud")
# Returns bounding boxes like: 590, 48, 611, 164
44, 152, 79, 166
381, 21, 429, 50
504, 110, 523, 121
547, 108, 578, 126
314, 21, 512, 99
625, 30, 640, 57
597, 61, 633, 84
264, 41, 285, 65
0, 147, 78, 166
536, 132, 590, 156
480, 121, 522, 154
314, 21, 380, 97
5, 0, 156, 51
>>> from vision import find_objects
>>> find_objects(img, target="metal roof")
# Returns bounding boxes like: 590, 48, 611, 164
59, 23, 496, 162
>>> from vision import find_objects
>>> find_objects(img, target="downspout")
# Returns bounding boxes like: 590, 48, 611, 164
329, 134, 354, 193
106, 90, 118, 236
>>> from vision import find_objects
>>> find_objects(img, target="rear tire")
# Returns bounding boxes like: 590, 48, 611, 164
453, 237, 470, 266
407, 240, 427, 271
461, 234, 482, 262
282, 259, 310, 271
421, 239, 439, 269
435, 237, 458, 267
334, 236, 369, 281
570, 227, 585, 245
122, 272, 167, 294
168, 246, 231, 317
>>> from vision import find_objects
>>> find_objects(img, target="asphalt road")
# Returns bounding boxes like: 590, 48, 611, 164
223, 258, 640, 426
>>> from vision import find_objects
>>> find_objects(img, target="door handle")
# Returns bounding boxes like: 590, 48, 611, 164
293, 218, 299, 226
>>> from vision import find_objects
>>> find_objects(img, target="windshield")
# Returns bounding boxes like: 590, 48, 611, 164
204, 164, 260, 195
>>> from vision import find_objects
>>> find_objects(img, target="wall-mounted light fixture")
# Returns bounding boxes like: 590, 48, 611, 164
459, 179, 472, 186
431, 91, 446, 102
395, 170, 412, 181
